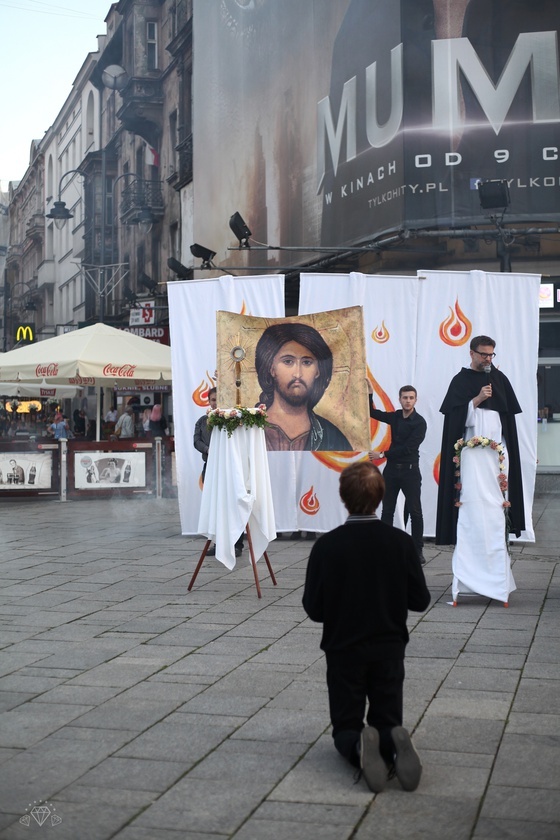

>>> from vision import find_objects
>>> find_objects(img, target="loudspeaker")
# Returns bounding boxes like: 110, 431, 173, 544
229, 212, 252, 244
478, 180, 510, 210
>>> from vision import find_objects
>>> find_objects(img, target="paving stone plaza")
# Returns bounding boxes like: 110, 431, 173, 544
0, 492, 559, 839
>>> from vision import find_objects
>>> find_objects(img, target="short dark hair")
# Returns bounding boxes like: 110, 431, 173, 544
255, 322, 333, 409
208, 387, 217, 399
470, 335, 495, 352
339, 462, 385, 515
399, 385, 417, 397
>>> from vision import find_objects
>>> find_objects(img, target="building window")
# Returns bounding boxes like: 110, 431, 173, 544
147, 21, 158, 71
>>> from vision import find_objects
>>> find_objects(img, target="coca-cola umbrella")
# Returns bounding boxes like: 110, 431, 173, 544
0, 382, 82, 398
0, 324, 172, 439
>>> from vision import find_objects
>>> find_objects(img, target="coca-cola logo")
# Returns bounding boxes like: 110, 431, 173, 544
103, 363, 137, 377
36, 363, 59, 377
69, 377, 95, 385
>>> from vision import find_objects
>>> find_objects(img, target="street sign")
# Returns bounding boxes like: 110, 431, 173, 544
129, 300, 155, 326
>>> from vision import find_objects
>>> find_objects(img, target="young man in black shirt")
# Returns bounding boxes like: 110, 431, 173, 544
369, 385, 427, 564
303, 461, 430, 793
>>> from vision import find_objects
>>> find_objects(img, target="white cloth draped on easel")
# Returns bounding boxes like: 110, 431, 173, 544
198, 426, 276, 570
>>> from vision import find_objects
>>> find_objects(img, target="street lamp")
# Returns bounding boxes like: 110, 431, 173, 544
45, 169, 86, 230
46, 169, 156, 323
46, 201, 74, 230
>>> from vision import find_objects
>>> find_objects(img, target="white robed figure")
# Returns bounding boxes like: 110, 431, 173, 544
452, 402, 516, 606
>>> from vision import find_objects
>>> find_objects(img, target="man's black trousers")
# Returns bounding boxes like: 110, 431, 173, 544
325, 649, 404, 767
381, 463, 424, 556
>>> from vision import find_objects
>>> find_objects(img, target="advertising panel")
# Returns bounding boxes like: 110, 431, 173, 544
193, 0, 560, 264
73, 452, 147, 490
0, 452, 53, 490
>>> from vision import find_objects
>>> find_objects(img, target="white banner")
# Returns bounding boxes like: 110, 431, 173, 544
299, 270, 538, 540
298, 272, 419, 532
415, 269, 539, 541
169, 271, 538, 541
168, 275, 285, 534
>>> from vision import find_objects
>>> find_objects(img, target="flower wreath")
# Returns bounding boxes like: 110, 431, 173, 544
453, 435, 511, 535
453, 436, 509, 506
207, 405, 268, 438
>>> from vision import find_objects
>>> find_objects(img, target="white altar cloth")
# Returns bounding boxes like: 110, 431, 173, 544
198, 425, 276, 570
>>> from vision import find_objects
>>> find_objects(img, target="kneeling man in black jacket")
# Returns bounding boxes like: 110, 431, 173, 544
303, 461, 430, 793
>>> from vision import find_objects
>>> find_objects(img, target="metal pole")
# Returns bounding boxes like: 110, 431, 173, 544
59, 439, 67, 502
99, 94, 106, 324
2, 268, 8, 352
154, 436, 163, 499
99, 188, 106, 323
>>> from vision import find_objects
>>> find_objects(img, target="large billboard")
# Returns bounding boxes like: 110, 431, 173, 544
193, 0, 560, 266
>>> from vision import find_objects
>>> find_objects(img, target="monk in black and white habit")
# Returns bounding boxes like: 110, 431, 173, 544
435, 335, 525, 605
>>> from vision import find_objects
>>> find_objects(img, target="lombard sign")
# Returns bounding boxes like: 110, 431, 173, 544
193, 0, 560, 257
15, 324, 35, 344
121, 326, 170, 345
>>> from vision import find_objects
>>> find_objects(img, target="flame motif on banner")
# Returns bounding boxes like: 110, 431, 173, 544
300, 485, 320, 515
433, 452, 441, 486
312, 367, 394, 473
371, 320, 389, 344
192, 371, 216, 407
439, 298, 472, 346
240, 300, 248, 315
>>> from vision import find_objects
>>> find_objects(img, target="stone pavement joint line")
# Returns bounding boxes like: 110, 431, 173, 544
0, 495, 559, 839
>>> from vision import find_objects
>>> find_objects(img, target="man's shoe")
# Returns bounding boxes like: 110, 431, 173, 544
235, 546, 243, 558
391, 726, 422, 791
206, 545, 216, 556
359, 727, 387, 793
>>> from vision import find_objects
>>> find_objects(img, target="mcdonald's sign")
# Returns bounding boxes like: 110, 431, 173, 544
15, 324, 35, 345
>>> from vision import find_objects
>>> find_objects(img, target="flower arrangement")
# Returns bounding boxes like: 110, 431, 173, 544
453, 436, 508, 504
453, 435, 511, 536
207, 405, 268, 437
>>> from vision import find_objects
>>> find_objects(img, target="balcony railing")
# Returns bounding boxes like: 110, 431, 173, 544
120, 179, 164, 225
176, 133, 193, 185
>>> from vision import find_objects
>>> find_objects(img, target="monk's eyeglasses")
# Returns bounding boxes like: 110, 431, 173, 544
474, 351, 496, 359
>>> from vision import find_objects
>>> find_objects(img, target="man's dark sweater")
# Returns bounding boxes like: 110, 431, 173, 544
302, 518, 430, 657
369, 397, 426, 464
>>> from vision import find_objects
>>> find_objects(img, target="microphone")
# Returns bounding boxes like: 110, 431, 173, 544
484, 364, 491, 388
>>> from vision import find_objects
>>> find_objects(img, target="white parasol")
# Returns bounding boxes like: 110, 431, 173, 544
0, 323, 172, 384
0, 382, 82, 398
0, 324, 172, 439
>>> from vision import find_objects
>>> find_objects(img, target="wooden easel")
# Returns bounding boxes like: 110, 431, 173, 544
188, 523, 277, 598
